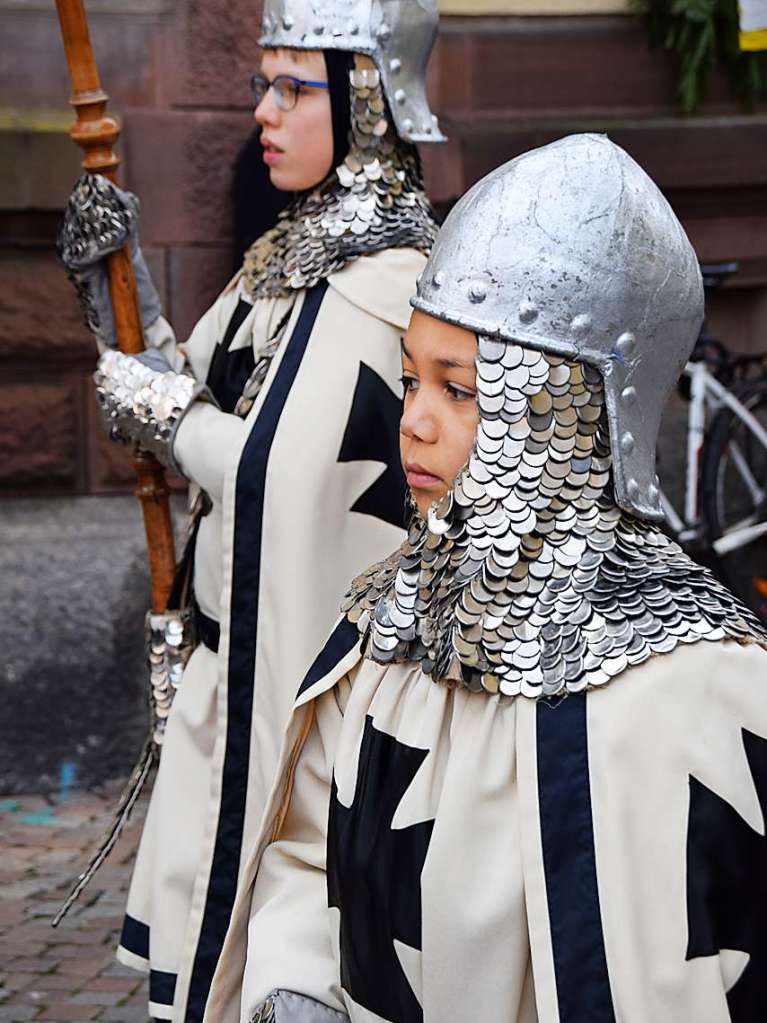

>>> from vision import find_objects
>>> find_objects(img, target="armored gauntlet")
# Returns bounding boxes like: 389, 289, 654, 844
58, 173, 162, 349
94, 348, 214, 475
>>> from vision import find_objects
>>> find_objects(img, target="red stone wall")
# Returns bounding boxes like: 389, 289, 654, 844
1, 5, 766, 495
0, 0, 262, 495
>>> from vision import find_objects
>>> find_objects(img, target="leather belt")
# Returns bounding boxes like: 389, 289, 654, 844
195, 603, 220, 654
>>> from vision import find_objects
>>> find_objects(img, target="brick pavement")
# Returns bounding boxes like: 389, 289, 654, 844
0, 785, 150, 1023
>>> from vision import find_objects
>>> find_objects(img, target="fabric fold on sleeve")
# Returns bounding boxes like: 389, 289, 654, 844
172, 403, 248, 504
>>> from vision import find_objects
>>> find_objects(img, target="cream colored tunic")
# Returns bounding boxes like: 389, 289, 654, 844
206, 632, 767, 1023
116, 248, 426, 1023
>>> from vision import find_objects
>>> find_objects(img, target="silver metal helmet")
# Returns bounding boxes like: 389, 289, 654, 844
412, 133, 704, 521
259, 0, 445, 144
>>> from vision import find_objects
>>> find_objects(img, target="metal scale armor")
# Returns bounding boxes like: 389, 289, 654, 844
343, 135, 767, 696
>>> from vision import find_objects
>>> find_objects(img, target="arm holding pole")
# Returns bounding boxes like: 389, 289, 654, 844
54, 0, 176, 612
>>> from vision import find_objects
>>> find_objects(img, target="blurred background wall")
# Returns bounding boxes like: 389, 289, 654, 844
1, 0, 766, 497
1, 0, 765, 791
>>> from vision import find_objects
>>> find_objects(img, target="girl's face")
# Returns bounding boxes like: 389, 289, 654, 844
400, 309, 480, 520
255, 48, 335, 192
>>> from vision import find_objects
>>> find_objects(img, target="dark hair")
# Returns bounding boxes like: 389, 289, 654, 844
324, 50, 355, 169
231, 127, 291, 269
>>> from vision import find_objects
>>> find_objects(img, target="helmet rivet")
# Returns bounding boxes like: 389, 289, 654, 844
616, 332, 635, 358
627, 478, 640, 500
389, 58, 402, 73
432, 271, 445, 289
621, 385, 637, 405
349, 20, 358, 34
395, 88, 406, 105
378, 22, 391, 41
518, 301, 538, 324
313, 21, 324, 33
281, 12, 294, 29
402, 117, 414, 133
620, 432, 635, 455
469, 281, 488, 304
571, 313, 591, 337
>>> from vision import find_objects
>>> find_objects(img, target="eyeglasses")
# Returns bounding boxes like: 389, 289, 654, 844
250, 72, 329, 112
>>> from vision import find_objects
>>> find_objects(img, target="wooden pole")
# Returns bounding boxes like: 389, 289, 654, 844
55, 0, 177, 612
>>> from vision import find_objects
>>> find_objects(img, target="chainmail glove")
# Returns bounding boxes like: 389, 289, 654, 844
57, 173, 162, 349
94, 348, 217, 476
250, 991, 349, 1023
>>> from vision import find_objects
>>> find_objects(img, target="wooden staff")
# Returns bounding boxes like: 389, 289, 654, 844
55, 0, 176, 612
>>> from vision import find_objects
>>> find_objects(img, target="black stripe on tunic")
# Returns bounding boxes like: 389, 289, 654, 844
536, 694, 616, 1023
185, 282, 329, 1023
150, 970, 177, 1008
119, 913, 149, 960
296, 616, 360, 700
120, 916, 178, 1011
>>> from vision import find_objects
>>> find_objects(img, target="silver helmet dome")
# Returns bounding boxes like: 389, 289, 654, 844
259, 0, 445, 144
412, 133, 704, 521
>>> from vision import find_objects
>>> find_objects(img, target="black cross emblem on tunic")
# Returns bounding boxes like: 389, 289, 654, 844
337, 362, 407, 530
686, 727, 767, 1020
327, 715, 434, 1023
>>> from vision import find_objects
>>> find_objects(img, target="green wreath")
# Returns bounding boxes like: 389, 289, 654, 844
632, 0, 767, 112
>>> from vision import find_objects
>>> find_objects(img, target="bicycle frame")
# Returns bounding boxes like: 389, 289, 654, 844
660, 360, 767, 554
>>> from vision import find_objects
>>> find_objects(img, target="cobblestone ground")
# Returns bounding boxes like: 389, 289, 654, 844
0, 784, 149, 1023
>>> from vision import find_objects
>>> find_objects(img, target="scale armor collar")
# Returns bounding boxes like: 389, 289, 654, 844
242, 63, 438, 301
343, 341, 767, 697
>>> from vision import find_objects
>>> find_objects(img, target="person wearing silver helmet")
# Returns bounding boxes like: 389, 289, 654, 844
203, 135, 767, 1023
56, 2, 442, 1020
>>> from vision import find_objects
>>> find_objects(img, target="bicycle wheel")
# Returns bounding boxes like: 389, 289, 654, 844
701, 381, 767, 624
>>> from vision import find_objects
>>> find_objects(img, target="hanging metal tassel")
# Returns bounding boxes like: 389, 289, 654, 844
51, 549, 198, 926
51, 736, 156, 927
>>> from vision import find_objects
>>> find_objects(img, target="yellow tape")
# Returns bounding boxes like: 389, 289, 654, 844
740, 27, 767, 49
